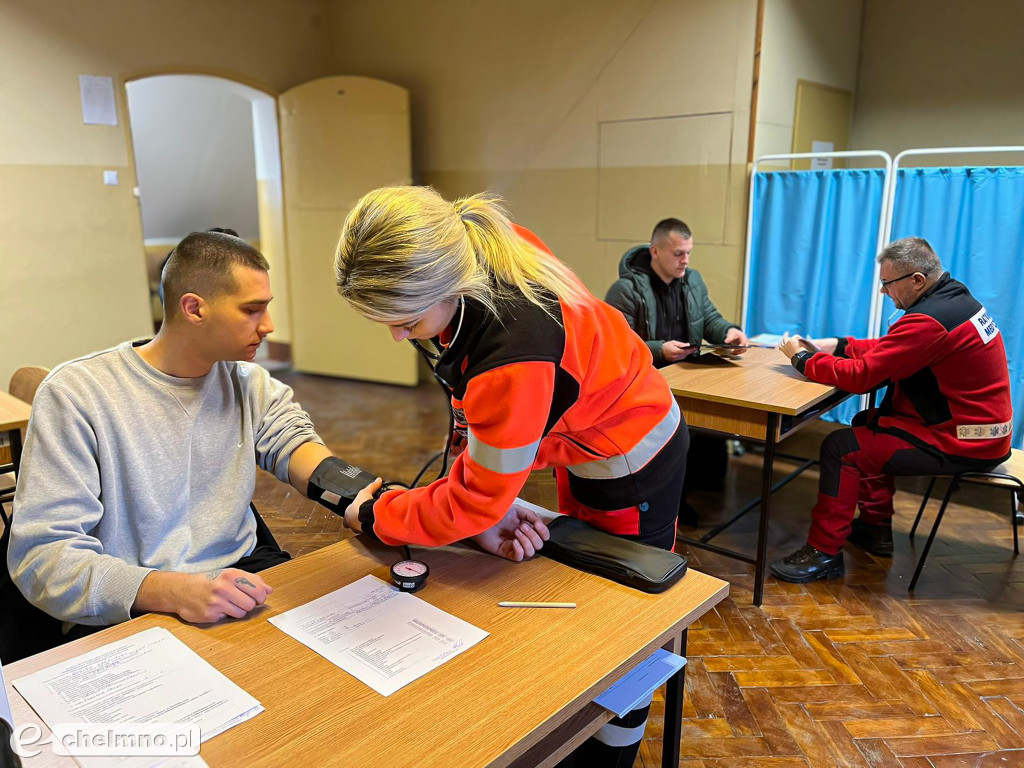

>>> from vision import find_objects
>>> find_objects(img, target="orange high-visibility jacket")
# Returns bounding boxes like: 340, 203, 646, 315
358, 227, 682, 547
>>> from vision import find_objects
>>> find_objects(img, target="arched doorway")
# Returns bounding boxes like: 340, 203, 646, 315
124, 74, 289, 366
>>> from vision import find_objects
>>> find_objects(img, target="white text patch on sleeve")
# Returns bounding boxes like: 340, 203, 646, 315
969, 307, 999, 344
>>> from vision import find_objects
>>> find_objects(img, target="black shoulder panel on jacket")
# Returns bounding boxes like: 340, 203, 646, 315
438, 294, 567, 399
906, 274, 981, 332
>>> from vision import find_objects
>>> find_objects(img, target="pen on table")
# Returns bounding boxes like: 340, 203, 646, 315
498, 601, 576, 609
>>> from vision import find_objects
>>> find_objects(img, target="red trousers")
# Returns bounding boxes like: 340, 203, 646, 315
808, 416, 985, 555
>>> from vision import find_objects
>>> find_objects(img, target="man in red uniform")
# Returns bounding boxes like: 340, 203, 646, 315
770, 237, 1013, 583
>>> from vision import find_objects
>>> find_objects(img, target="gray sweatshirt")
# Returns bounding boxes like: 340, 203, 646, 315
9, 342, 322, 626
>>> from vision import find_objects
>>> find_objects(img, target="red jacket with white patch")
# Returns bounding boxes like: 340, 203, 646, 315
792, 273, 1012, 465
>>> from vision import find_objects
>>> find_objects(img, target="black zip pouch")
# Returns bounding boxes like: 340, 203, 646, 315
540, 516, 688, 593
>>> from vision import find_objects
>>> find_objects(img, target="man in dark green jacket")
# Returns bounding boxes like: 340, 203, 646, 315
605, 218, 748, 366
605, 218, 748, 525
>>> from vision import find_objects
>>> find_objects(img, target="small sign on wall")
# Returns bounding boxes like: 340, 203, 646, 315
79, 75, 118, 126
810, 140, 834, 169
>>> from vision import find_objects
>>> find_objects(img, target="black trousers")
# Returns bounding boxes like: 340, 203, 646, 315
556, 431, 687, 768
684, 432, 728, 492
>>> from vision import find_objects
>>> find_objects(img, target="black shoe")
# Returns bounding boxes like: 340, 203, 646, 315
847, 518, 894, 556
678, 500, 699, 528
769, 545, 845, 583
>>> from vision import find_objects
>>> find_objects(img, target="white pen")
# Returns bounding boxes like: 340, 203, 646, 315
498, 601, 576, 609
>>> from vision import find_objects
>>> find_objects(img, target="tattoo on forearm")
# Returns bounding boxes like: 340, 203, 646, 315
235, 577, 256, 589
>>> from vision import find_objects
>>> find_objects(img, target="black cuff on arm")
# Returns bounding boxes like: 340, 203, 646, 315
307, 456, 378, 515
791, 350, 813, 375
834, 338, 850, 357
358, 498, 380, 541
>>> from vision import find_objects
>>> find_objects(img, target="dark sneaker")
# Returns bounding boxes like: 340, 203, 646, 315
678, 500, 699, 528
847, 518, 894, 556
769, 544, 845, 583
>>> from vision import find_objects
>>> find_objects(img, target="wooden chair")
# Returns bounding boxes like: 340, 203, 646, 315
907, 448, 1024, 590
1, 366, 49, 526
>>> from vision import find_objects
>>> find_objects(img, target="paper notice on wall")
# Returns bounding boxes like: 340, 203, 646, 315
810, 141, 834, 169
79, 75, 118, 125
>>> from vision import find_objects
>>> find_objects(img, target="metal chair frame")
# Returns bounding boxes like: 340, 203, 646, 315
908, 471, 1022, 591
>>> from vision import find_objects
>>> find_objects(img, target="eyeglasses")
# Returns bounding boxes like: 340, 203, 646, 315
879, 272, 921, 288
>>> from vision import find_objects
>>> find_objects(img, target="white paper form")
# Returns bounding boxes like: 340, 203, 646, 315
269, 575, 488, 696
13, 627, 262, 766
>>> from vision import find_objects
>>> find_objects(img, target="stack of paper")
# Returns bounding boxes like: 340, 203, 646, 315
14, 627, 261, 767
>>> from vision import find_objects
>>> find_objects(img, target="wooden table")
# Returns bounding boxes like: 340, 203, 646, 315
0, 389, 31, 475
5, 537, 727, 767
661, 347, 850, 606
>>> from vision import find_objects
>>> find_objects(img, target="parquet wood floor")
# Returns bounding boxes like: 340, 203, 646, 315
252, 372, 1024, 768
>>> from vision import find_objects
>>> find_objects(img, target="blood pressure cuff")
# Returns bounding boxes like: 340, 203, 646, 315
540, 515, 688, 593
307, 457, 380, 516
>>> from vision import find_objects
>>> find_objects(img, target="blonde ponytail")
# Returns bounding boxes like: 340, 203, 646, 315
452, 192, 585, 312
335, 186, 584, 323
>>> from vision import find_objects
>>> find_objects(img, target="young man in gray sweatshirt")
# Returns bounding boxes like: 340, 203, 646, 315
5, 232, 332, 650
5, 231, 548, 659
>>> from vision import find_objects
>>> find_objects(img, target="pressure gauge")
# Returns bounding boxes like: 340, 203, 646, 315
391, 559, 429, 592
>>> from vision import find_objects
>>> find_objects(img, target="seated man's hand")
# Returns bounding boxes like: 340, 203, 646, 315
471, 504, 551, 562
724, 327, 750, 354
343, 477, 383, 533
135, 569, 273, 624
798, 337, 823, 354
662, 340, 699, 363
182, 568, 273, 623
778, 332, 808, 360
804, 337, 837, 355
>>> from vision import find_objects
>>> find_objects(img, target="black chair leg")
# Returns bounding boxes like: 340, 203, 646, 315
910, 477, 937, 540
1012, 490, 1020, 556
909, 479, 958, 591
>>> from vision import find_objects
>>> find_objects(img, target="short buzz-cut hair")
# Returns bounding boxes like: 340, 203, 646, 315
160, 231, 269, 322
877, 237, 942, 276
651, 218, 692, 245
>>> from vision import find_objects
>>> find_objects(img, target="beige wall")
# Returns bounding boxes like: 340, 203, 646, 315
753, 0, 863, 162
851, 0, 1024, 167
0, 0, 333, 387
329, 0, 757, 322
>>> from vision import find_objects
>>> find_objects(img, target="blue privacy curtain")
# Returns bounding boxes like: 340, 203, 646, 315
887, 166, 1024, 449
748, 169, 886, 424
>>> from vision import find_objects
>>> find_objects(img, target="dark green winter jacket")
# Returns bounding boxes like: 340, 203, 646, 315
605, 245, 739, 367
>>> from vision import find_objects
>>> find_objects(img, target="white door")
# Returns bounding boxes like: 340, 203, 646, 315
279, 76, 417, 385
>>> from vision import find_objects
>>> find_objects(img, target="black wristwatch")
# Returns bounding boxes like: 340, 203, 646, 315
791, 349, 813, 374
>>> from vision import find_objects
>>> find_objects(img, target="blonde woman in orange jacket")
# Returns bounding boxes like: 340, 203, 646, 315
336, 186, 688, 553
334, 186, 689, 768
